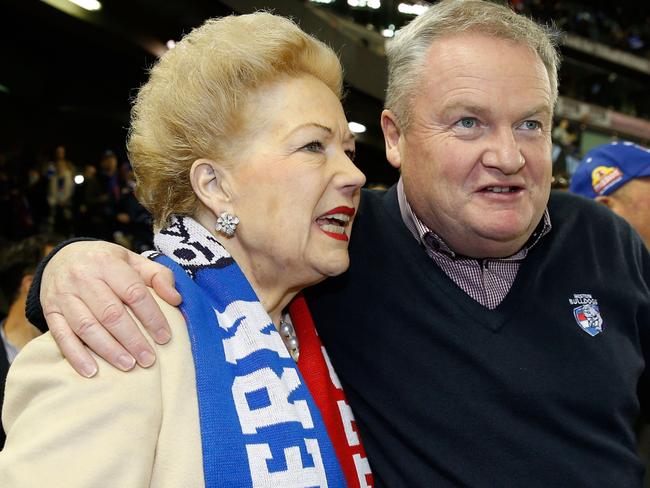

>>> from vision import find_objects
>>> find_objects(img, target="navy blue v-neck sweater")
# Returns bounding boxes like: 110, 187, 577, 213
306, 186, 650, 487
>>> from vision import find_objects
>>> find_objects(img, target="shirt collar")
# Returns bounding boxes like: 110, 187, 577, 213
396, 177, 552, 260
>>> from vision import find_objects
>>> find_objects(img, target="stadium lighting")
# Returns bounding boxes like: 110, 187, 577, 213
348, 0, 381, 9
74, 174, 85, 185
397, 3, 429, 15
67, 0, 102, 11
348, 121, 367, 134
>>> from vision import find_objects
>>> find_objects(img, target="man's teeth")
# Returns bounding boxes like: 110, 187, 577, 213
320, 224, 345, 234
485, 186, 517, 193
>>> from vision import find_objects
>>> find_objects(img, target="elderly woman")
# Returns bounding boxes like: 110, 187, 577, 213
0, 13, 372, 487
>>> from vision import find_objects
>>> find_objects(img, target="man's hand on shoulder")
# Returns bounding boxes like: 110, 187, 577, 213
41, 241, 181, 377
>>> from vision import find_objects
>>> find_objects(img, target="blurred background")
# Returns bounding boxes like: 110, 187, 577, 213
1, 0, 649, 245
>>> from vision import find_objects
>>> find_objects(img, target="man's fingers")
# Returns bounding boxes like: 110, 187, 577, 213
73, 271, 160, 366
128, 252, 181, 305
46, 311, 98, 378
38, 240, 172, 375
150, 267, 182, 307
57, 293, 141, 371
102, 257, 174, 345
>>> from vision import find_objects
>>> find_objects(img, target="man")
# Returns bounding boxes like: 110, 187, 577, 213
569, 141, 650, 488
23, 1, 650, 486
0, 235, 55, 448
570, 141, 650, 247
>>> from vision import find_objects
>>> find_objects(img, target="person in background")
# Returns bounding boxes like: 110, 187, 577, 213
0, 13, 371, 487
46, 145, 75, 236
114, 165, 153, 252
0, 235, 58, 449
95, 150, 121, 241
570, 140, 650, 247
25, 166, 50, 233
569, 140, 650, 488
552, 118, 577, 147
73, 164, 104, 238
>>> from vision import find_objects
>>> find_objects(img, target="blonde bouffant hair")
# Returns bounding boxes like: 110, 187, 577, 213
127, 13, 343, 229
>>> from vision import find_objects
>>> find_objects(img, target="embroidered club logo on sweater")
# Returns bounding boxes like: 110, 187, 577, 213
569, 293, 604, 336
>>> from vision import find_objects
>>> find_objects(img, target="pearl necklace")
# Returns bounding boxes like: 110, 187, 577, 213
279, 315, 299, 362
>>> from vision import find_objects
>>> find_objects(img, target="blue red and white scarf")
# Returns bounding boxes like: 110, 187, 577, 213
151, 215, 372, 487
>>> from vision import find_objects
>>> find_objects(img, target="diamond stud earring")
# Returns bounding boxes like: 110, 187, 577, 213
215, 212, 239, 237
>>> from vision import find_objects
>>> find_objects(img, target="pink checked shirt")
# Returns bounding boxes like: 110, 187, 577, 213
396, 179, 552, 309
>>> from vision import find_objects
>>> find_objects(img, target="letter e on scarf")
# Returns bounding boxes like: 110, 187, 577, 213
246, 439, 328, 487
232, 367, 314, 433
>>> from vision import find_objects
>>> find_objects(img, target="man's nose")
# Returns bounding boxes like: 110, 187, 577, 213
481, 127, 525, 174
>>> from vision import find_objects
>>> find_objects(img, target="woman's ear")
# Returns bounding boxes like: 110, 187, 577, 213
189, 159, 232, 214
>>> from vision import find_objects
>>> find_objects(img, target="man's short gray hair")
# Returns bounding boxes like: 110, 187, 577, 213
385, 0, 561, 130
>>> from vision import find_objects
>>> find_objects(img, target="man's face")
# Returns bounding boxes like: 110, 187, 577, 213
383, 33, 553, 258
101, 155, 117, 174
55, 146, 66, 160
607, 177, 650, 248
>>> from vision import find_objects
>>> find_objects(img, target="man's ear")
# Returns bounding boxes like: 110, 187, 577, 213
20, 274, 33, 297
189, 159, 233, 215
381, 109, 404, 170
595, 195, 617, 211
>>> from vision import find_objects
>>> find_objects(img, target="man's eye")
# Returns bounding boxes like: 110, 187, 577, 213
520, 120, 541, 130
302, 141, 325, 152
456, 117, 478, 129
345, 149, 356, 161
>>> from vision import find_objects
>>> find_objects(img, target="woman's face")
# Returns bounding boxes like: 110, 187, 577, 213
227, 74, 366, 288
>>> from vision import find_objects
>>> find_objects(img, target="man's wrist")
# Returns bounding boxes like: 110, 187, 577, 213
25, 237, 99, 333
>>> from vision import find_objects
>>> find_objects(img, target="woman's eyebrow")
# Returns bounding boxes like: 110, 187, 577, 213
289, 123, 333, 135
